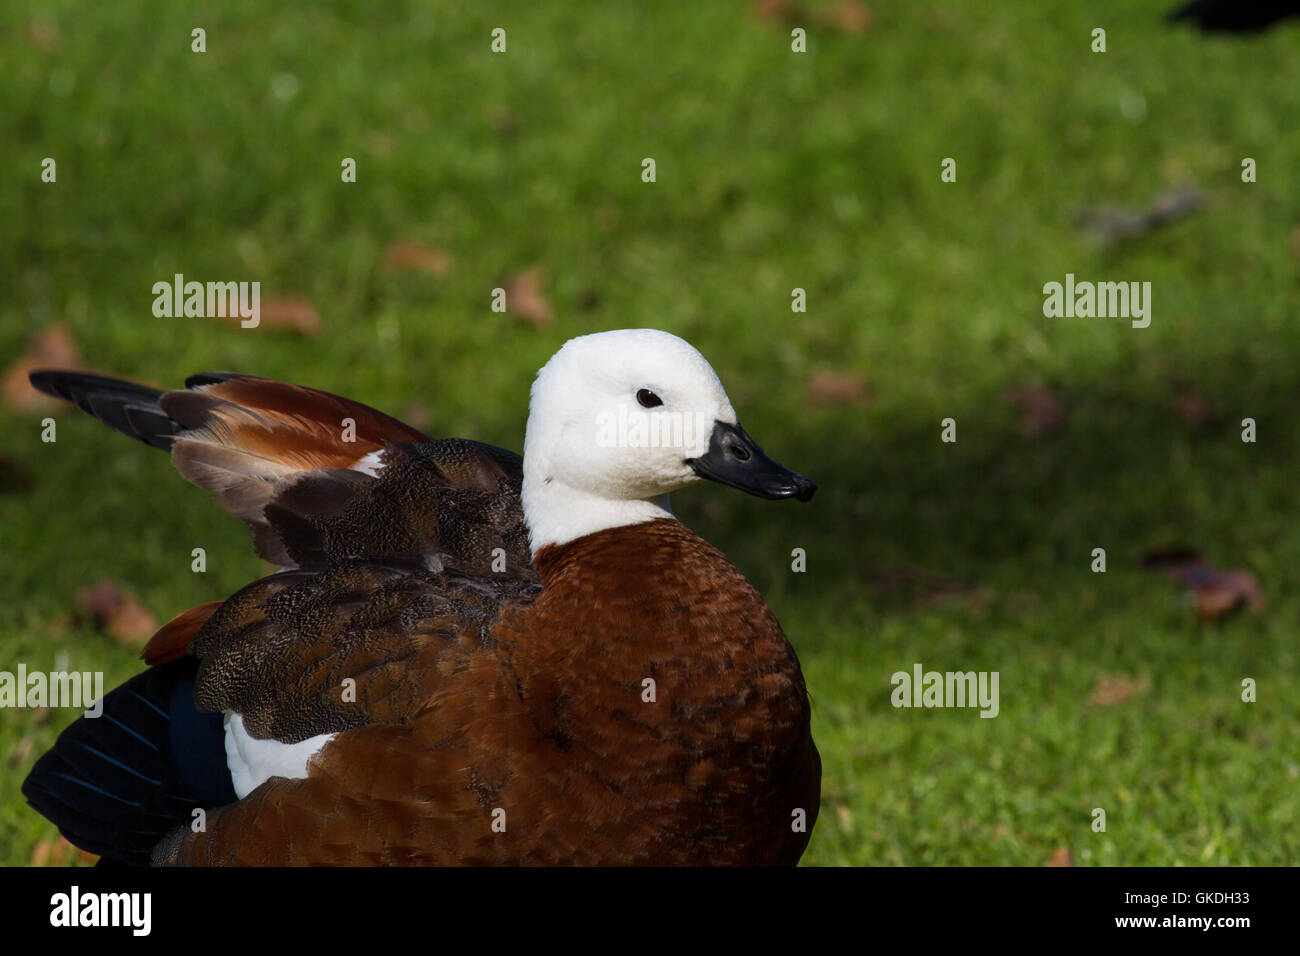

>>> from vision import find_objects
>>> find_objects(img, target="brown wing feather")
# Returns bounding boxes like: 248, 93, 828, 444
189, 557, 540, 742
29, 369, 532, 570
159, 376, 431, 554
141, 601, 224, 666
261, 440, 535, 577
173, 376, 431, 456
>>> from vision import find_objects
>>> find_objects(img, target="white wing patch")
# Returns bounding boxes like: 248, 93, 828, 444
351, 449, 386, 477
223, 712, 337, 799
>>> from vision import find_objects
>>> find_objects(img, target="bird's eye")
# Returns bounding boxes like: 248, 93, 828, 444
636, 388, 663, 408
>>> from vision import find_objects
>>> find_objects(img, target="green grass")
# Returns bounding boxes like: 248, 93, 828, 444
2, 0, 1297, 865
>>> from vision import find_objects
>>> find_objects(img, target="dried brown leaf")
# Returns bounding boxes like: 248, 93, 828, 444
1089, 673, 1150, 707
1047, 846, 1074, 867
1192, 569, 1265, 622
27, 19, 59, 51
30, 840, 53, 866
805, 370, 870, 406
31, 837, 95, 867
501, 267, 553, 326
400, 403, 431, 433
754, 0, 873, 34
2, 323, 81, 412
243, 296, 321, 335
1002, 385, 1064, 438
108, 598, 159, 645
75, 579, 157, 645
1174, 389, 1220, 428
816, 1, 873, 33
0, 452, 35, 492
753, 0, 795, 22
383, 241, 453, 276
1141, 549, 1265, 623
491, 109, 520, 139
8, 735, 35, 767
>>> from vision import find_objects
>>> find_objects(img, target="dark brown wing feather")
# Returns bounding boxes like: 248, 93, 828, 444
190, 556, 541, 742
260, 440, 534, 577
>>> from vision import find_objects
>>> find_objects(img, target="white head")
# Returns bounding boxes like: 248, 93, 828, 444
521, 329, 814, 553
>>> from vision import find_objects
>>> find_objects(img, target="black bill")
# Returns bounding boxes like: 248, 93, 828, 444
686, 421, 816, 502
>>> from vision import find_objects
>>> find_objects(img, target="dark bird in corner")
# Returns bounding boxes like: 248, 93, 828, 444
1169, 0, 1300, 32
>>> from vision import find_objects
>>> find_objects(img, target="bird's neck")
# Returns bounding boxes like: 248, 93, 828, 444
522, 471, 673, 555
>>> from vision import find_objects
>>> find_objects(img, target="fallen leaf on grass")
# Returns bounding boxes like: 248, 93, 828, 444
1002, 385, 1064, 438
223, 296, 320, 335
1047, 846, 1074, 867
27, 19, 59, 51
8, 735, 35, 767
400, 403, 431, 432
805, 370, 870, 406
75, 580, 157, 645
491, 109, 520, 139
753, 0, 795, 22
1142, 548, 1265, 623
0, 452, 35, 492
818, 2, 873, 33
383, 241, 453, 276
31, 837, 96, 867
2, 323, 81, 412
1173, 388, 1221, 428
1089, 673, 1150, 707
754, 0, 873, 34
501, 267, 553, 326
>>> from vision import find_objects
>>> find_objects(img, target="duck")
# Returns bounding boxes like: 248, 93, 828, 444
22, 328, 821, 866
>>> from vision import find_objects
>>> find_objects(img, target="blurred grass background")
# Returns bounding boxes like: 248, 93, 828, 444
1, 0, 1297, 865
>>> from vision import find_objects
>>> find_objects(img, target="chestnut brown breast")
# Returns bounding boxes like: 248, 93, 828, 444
164, 518, 819, 865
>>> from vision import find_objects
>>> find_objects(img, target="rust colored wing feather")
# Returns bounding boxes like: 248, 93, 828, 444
141, 601, 224, 666
163, 375, 431, 471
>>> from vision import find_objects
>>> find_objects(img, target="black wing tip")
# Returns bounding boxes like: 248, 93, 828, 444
27, 368, 63, 395
30, 369, 244, 396
27, 368, 164, 402
184, 371, 245, 389
26, 370, 181, 449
